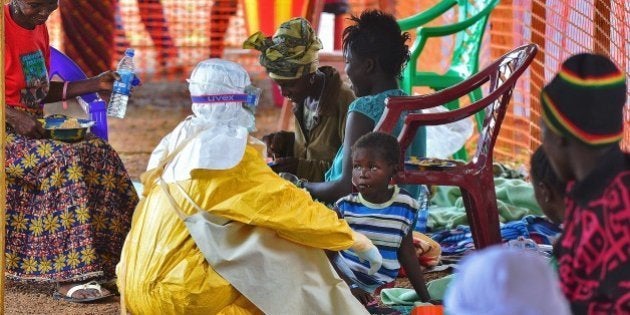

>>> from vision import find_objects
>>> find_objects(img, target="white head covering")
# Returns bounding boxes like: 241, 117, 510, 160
147, 59, 257, 182
444, 246, 570, 315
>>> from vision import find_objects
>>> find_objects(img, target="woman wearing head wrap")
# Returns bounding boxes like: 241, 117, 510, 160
540, 53, 629, 314
244, 17, 355, 182
116, 59, 380, 314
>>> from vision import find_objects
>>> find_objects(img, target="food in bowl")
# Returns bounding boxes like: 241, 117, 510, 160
404, 156, 462, 170
41, 114, 94, 142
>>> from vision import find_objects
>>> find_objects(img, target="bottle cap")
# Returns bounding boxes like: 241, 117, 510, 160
125, 48, 135, 57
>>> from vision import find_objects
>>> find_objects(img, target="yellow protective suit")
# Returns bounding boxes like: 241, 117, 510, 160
117, 145, 355, 314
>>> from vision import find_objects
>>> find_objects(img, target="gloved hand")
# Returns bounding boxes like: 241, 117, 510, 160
278, 172, 307, 188
355, 247, 383, 275
278, 172, 299, 185
351, 231, 382, 275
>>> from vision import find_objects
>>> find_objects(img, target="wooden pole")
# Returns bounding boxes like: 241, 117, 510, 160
489, 1, 518, 159
530, 0, 546, 152
1, 0, 6, 312
593, 0, 611, 56
490, 0, 513, 59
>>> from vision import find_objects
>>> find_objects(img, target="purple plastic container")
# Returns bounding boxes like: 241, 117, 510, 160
88, 100, 108, 140
49, 47, 108, 140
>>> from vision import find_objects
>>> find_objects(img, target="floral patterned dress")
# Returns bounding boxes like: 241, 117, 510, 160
5, 109, 138, 281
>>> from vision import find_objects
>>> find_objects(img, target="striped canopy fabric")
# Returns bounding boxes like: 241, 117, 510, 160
243, 0, 310, 36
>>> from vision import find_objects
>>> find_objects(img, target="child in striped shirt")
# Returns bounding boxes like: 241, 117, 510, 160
331, 132, 439, 308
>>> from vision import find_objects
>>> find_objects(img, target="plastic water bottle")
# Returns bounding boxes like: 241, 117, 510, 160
415, 185, 430, 232
108, 48, 135, 118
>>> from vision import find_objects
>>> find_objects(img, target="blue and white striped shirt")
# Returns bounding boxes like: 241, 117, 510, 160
336, 186, 419, 292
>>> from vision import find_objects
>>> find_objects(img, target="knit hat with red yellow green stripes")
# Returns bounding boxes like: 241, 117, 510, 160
541, 53, 626, 147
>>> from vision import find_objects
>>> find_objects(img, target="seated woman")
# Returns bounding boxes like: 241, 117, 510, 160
244, 17, 355, 182
4, 0, 137, 302
116, 59, 382, 314
302, 10, 420, 204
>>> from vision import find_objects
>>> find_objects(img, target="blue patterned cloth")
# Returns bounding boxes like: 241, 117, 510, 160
431, 215, 562, 255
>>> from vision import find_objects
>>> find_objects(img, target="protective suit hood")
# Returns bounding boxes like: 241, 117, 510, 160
147, 59, 259, 182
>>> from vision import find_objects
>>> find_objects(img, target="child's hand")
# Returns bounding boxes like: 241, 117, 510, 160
351, 286, 374, 305
262, 131, 295, 159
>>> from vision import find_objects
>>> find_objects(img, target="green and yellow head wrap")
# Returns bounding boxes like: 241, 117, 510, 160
243, 17, 323, 80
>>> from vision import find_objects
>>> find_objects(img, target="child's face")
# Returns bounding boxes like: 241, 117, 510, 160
352, 148, 396, 199
344, 48, 370, 97
532, 179, 564, 224
541, 121, 572, 181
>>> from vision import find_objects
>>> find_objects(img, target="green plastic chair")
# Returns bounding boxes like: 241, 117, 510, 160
397, 0, 500, 160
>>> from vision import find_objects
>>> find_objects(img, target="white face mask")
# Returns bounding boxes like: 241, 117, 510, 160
190, 102, 255, 131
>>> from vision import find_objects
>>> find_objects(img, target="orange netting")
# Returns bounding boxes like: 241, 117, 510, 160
366, 0, 629, 163
43, 0, 629, 164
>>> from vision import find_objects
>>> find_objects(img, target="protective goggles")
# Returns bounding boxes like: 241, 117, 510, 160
188, 82, 261, 110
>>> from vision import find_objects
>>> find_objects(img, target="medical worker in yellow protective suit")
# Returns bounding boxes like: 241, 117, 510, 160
116, 59, 381, 315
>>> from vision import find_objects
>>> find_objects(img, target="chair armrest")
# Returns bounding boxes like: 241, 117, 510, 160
397, 0, 457, 31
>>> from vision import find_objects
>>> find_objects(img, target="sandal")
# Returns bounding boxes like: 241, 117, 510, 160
53, 280, 114, 303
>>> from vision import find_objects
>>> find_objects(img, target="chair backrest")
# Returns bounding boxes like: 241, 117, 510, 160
49, 47, 109, 140
376, 44, 537, 167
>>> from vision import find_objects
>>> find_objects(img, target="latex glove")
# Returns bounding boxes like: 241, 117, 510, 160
351, 231, 382, 275
278, 172, 299, 185
278, 172, 306, 188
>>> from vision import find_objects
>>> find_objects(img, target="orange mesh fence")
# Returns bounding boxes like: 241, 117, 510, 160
348, 0, 629, 165
487, 0, 629, 163
43, 0, 628, 164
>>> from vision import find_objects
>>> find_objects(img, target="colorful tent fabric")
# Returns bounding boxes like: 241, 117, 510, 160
60, 0, 115, 76
242, 0, 310, 35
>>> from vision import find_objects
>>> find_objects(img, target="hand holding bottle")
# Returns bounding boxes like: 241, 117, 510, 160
91, 70, 120, 103
108, 48, 136, 118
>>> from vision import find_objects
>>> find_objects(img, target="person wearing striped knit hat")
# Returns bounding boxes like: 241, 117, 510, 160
540, 53, 629, 314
